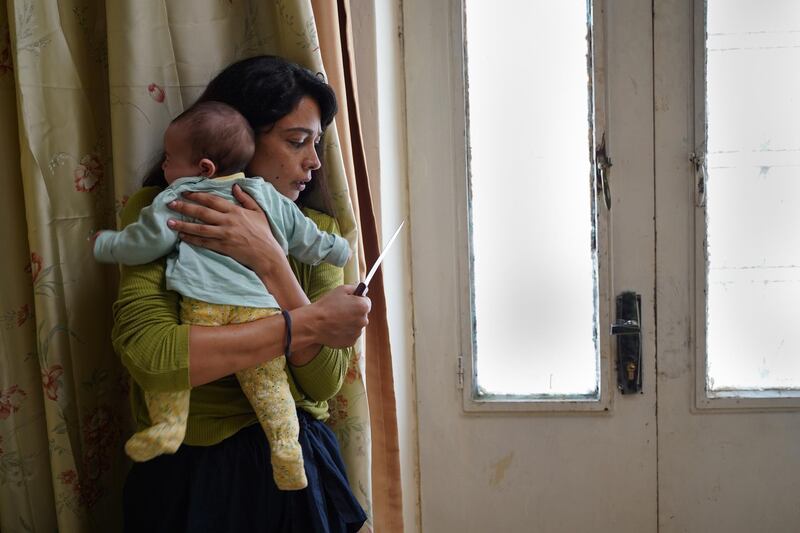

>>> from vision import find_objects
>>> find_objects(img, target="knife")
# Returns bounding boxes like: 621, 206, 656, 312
354, 220, 405, 296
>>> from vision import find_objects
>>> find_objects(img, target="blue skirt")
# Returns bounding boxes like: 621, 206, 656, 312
123, 409, 367, 533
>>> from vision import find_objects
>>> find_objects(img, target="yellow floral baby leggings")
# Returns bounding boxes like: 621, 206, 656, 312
124, 298, 307, 491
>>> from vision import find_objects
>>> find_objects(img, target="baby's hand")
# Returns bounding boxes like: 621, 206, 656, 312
89, 231, 103, 249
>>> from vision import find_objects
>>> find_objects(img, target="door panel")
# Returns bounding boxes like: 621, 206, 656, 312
405, 1, 657, 531
654, 1, 800, 531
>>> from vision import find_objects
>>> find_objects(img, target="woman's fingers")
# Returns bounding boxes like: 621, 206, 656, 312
166, 187, 279, 271
311, 285, 371, 347
232, 184, 261, 211
168, 191, 239, 225
168, 200, 227, 226
169, 218, 224, 239
182, 191, 235, 212
180, 233, 221, 250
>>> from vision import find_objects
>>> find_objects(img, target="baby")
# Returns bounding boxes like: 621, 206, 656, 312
94, 101, 351, 490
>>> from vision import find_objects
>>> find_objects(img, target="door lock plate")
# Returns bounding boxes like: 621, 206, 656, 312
611, 292, 642, 394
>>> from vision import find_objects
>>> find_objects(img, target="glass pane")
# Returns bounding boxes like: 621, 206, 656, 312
706, 0, 800, 394
465, 1, 597, 398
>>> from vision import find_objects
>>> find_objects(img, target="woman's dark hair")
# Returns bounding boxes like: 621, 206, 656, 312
198, 55, 337, 133
143, 55, 338, 212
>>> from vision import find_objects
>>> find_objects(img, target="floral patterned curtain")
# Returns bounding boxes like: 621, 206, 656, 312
0, 1, 387, 531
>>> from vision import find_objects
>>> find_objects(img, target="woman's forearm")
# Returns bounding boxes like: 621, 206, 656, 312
187, 285, 369, 386
188, 304, 319, 386
188, 314, 284, 386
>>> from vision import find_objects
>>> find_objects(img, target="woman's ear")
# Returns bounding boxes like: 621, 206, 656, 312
199, 158, 216, 177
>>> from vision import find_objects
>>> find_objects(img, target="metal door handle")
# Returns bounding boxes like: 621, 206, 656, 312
610, 292, 642, 394
610, 319, 639, 335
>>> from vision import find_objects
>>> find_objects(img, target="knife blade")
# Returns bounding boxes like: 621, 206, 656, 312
354, 220, 405, 296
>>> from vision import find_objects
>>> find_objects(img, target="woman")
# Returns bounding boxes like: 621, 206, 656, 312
115, 55, 370, 532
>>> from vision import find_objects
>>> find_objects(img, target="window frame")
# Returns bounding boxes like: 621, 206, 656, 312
692, 0, 800, 411
457, 0, 614, 413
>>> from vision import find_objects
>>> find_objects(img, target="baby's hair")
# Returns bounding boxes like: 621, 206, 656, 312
171, 101, 255, 176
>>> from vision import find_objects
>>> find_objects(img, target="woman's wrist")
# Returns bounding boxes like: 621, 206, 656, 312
251, 240, 289, 277
286, 306, 324, 367
288, 304, 321, 354
258, 260, 310, 311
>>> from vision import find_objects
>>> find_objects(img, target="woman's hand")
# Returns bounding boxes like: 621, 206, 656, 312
166, 185, 285, 274
293, 285, 371, 350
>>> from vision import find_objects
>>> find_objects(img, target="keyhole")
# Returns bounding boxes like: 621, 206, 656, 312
626, 361, 637, 382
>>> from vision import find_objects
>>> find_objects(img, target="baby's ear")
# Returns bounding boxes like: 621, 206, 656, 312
199, 158, 216, 177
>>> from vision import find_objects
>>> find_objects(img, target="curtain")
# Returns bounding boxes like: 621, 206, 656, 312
0, 1, 401, 531
313, 2, 403, 531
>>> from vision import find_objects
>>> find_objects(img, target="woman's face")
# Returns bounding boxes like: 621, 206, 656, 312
248, 96, 323, 202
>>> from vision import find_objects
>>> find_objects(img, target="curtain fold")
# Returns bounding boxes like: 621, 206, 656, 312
0, 2, 401, 531
312, 2, 404, 531
337, 1, 404, 531
4, 2, 127, 531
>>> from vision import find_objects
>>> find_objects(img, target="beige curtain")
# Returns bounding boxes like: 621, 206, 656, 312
313, 2, 404, 531
0, 1, 401, 531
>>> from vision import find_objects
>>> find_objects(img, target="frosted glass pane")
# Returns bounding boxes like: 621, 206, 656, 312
465, 1, 597, 397
706, 0, 800, 393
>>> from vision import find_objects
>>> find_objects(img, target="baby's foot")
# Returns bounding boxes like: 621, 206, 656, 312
124, 423, 184, 462
271, 441, 308, 490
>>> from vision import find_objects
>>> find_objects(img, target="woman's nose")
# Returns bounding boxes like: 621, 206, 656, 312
305, 146, 321, 171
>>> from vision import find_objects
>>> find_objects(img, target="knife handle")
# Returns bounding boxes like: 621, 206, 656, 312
354, 282, 369, 297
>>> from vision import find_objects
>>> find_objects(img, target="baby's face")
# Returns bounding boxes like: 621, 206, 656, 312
162, 123, 201, 184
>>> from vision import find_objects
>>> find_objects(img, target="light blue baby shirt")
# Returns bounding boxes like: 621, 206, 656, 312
94, 173, 351, 308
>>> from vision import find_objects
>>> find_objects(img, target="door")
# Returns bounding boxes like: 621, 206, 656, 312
405, 0, 800, 532
405, 0, 658, 531
655, 1, 800, 531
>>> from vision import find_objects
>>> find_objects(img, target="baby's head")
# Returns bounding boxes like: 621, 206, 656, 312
162, 101, 255, 184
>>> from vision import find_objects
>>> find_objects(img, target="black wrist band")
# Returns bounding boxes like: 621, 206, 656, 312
281, 309, 292, 360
